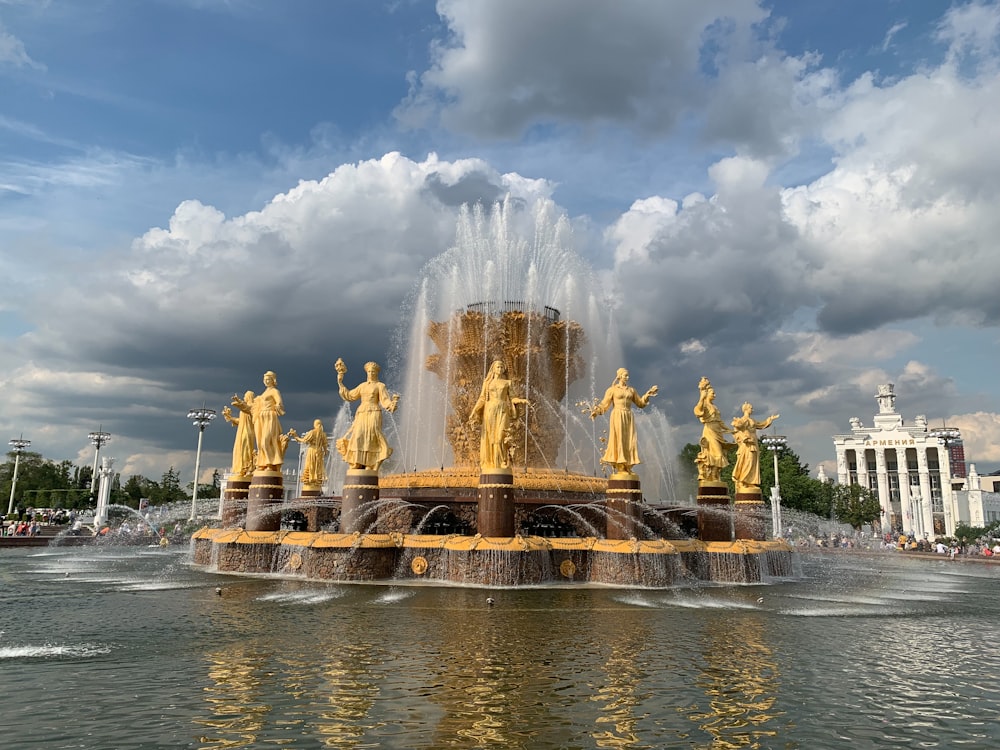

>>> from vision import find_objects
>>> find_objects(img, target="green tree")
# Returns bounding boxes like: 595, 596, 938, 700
831, 483, 881, 531
953, 522, 986, 547
121, 474, 160, 508
158, 466, 188, 504
2, 450, 81, 513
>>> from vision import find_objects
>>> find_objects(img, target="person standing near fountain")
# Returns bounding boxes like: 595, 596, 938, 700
589, 368, 658, 475
222, 391, 256, 477
731, 402, 779, 493
289, 419, 329, 487
693, 377, 734, 482
469, 360, 529, 470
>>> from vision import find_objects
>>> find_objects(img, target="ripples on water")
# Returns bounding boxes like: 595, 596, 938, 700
1, 547, 999, 748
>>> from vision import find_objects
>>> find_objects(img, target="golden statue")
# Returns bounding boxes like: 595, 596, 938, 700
222, 390, 256, 477
731, 401, 779, 492
694, 377, 735, 483
469, 360, 529, 471
233, 371, 287, 472
289, 419, 330, 487
589, 368, 658, 475
335, 359, 400, 471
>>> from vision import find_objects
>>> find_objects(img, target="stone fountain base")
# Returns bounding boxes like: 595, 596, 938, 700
191, 528, 795, 587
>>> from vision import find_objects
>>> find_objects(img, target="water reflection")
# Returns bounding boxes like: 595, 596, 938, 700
198, 645, 273, 748
591, 629, 651, 748
688, 616, 782, 749
315, 643, 384, 748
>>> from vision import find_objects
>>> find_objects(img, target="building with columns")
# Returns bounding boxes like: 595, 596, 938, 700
833, 384, 958, 538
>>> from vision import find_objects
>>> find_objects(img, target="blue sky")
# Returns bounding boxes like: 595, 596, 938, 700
2, 0, 999, 489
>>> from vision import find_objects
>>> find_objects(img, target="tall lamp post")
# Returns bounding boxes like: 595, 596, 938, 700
87, 428, 111, 503
7, 435, 31, 517
761, 433, 787, 539
187, 407, 217, 521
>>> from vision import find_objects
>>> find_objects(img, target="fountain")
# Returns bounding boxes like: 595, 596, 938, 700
192, 198, 793, 585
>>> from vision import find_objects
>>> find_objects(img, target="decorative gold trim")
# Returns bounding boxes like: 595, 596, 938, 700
342, 484, 379, 490
410, 556, 428, 575
249, 483, 285, 491
289, 552, 303, 570
607, 487, 643, 494
559, 559, 576, 578
478, 482, 515, 488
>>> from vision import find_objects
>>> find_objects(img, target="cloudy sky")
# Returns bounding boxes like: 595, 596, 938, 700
3, 0, 999, 489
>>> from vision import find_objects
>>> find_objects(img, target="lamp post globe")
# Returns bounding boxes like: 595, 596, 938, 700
7, 436, 31, 517
187, 407, 217, 521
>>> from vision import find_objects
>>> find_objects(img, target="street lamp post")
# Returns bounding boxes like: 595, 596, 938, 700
187, 407, 217, 521
761, 434, 787, 539
7, 436, 31, 517
87, 428, 111, 503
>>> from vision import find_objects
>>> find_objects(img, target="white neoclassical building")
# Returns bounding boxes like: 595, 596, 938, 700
952, 464, 1000, 528
833, 384, 958, 537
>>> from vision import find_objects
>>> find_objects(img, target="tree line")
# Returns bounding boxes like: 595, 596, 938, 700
1, 449, 220, 516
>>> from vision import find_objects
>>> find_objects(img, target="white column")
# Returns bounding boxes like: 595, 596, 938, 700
874, 448, 891, 530
898, 462, 919, 537
94, 457, 115, 527
915, 448, 932, 532
836, 445, 849, 485
939, 444, 956, 536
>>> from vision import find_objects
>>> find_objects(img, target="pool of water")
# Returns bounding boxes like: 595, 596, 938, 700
2, 545, 998, 748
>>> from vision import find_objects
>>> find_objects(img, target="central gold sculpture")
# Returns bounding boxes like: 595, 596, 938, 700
469, 360, 529, 470
425, 303, 586, 469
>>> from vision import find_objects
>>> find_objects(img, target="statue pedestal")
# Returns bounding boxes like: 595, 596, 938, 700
478, 469, 515, 537
246, 470, 284, 532
221, 476, 250, 528
606, 472, 642, 540
300, 484, 333, 532
342, 469, 378, 534
697, 481, 732, 542
734, 489, 766, 541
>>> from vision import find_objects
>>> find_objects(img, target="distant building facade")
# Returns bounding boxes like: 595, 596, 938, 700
952, 464, 1000, 528
833, 384, 957, 537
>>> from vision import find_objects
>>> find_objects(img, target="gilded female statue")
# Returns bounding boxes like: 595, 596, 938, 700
731, 401, 779, 492
469, 360, 529, 470
289, 419, 330, 486
233, 371, 286, 471
693, 377, 734, 482
589, 368, 658, 475
222, 390, 255, 477
335, 359, 400, 471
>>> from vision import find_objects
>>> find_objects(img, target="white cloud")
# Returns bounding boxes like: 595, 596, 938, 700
951, 412, 1000, 464
0, 22, 43, 69
397, 0, 768, 138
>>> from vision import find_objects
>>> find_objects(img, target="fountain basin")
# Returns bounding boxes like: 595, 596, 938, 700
191, 528, 794, 587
